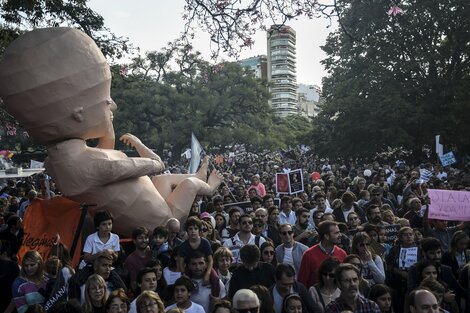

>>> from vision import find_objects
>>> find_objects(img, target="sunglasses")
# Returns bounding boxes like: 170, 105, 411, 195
359, 243, 370, 247
322, 272, 335, 279
280, 231, 293, 236
236, 307, 259, 313
201, 228, 208, 232
241, 221, 253, 225
263, 250, 274, 255
253, 223, 263, 227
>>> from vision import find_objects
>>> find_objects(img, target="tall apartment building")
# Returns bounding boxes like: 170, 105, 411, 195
238, 55, 268, 79
267, 25, 298, 116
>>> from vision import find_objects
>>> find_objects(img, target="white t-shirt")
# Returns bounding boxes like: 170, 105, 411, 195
282, 247, 294, 269
165, 302, 205, 313
223, 233, 266, 263
79, 231, 120, 269
191, 278, 226, 313
129, 299, 137, 313
163, 267, 182, 285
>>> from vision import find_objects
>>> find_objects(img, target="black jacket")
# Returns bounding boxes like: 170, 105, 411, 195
68, 265, 127, 301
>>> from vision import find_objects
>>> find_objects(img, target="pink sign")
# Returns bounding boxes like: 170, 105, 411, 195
428, 189, 470, 221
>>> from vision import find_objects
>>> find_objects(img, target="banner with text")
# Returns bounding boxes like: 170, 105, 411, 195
17, 197, 83, 267
428, 189, 470, 221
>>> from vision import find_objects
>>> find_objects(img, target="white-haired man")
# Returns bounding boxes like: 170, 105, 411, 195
232, 289, 260, 313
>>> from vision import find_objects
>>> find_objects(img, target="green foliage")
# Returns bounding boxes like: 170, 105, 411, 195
313, 0, 470, 158
111, 48, 285, 158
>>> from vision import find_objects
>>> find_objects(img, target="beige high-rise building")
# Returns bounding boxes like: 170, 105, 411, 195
267, 25, 298, 116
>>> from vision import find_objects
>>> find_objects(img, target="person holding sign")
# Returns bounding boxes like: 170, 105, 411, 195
385, 227, 417, 309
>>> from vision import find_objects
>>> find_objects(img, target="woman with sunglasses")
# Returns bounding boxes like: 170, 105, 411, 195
259, 241, 277, 267
308, 257, 341, 313
351, 232, 385, 286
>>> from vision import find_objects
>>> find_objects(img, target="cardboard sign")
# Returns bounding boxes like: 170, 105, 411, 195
428, 189, 470, 221
289, 169, 304, 194
440, 152, 457, 167
277, 169, 304, 195
383, 224, 401, 243
276, 173, 289, 194
399, 247, 418, 269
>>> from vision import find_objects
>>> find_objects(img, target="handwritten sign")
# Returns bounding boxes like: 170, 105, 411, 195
428, 189, 470, 221
383, 224, 401, 243
440, 152, 457, 167
399, 247, 418, 269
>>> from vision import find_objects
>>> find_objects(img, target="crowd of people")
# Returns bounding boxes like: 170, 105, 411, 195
1, 154, 470, 313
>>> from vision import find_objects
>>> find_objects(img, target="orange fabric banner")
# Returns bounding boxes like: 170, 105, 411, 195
17, 196, 83, 267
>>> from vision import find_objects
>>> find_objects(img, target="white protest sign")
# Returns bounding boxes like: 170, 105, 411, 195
428, 189, 470, 221
440, 152, 457, 167
399, 247, 418, 269
30, 160, 44, 169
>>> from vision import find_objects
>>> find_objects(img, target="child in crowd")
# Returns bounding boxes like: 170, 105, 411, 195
150, 226, 171, 268
164, 276, 205, 313
80, 210, 120, 269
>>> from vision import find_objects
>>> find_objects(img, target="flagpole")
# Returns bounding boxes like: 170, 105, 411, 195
70, 203, 96, 259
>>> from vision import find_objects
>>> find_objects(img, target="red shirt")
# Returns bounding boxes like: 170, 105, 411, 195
297, 244, 347, 289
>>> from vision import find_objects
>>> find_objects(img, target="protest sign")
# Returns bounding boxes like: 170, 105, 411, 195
440, 152, 457, 167
276, 173, 289, 194
399, 247, 418, 269
289, 169, 304, 194
428, 189, 470, 221
383, 224, 400, 243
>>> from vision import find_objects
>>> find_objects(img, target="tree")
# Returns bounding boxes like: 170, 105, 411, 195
182, 0, 340, 58
111, 45, 274, 159
310, 0, 470, 158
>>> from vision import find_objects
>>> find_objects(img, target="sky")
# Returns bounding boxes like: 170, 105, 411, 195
88, 0, 338, 87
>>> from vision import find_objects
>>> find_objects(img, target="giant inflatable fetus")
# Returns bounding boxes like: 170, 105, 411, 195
0, 28, 222, 236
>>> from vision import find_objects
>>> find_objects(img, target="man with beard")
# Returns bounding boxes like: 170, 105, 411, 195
293, 208, 316, 246
187, 251, 226, 312
275, 224, 308, 274
325, 263, 380, 313
298, 221, 347, 289
360, 205, 388, 230
255, 208, 281, 246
